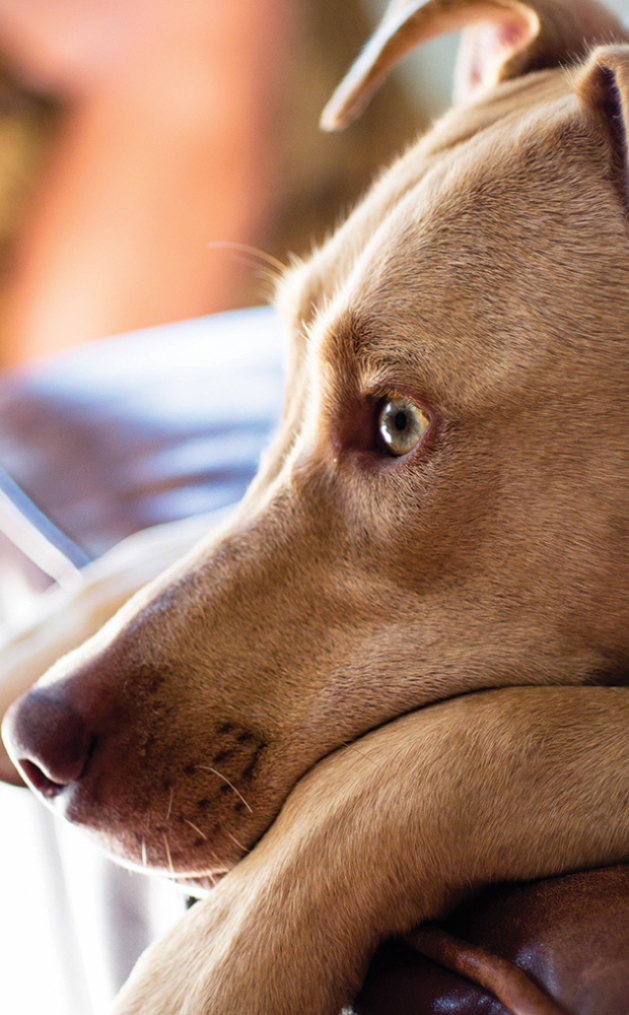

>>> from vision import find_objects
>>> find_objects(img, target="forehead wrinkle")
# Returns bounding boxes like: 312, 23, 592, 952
306, 177, 451, 385
310, 305, 424, 405
310, 307, 368, 381
304, 175, 501, 406
277, 114, 466, 345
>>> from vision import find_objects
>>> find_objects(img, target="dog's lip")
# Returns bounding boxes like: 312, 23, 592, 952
118, 853, 231, 889
108, 835, 235, 887
173, 871, 229, 894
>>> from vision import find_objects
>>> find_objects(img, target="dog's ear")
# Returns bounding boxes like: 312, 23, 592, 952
574, 45, 629, 208
321, 0, 626, 130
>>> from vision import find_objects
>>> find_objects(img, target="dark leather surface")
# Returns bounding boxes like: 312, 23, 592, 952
0, 308, 627, 1014
0, 307, 285, 561
356, 866, 629, 1014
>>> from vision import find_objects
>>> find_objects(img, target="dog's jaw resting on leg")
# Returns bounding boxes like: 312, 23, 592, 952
5, 0, 629, 1012
112, 688, 629, 1015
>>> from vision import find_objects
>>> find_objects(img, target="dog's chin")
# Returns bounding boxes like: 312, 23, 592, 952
78, 821, 239, 885
117, 855, 229, 897
25, 759, 288, 887
174, 872, 227, 897
17, 773, 249, 878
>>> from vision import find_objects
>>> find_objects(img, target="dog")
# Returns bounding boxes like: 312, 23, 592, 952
4, 0, 629, 1011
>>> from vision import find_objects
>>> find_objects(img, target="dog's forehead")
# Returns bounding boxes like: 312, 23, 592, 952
286, 75, 629, 409
277, 70, 571, 330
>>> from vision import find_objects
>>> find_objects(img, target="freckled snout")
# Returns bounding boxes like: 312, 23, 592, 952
0, 627, 287, 876
3, 687, 96, 799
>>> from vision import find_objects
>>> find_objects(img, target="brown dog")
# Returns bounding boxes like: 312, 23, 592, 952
5, 0, 629, 1011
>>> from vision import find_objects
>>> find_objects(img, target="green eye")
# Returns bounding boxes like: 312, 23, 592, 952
378, 398, 429, 456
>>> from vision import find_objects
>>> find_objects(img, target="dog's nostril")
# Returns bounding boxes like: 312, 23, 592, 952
4, 687, 96, 794
19, 759, 66, 798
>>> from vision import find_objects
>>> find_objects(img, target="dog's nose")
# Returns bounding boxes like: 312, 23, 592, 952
2, 687, 95, 798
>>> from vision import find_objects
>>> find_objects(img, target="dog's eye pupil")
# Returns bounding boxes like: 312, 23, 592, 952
378, 398, 429, 457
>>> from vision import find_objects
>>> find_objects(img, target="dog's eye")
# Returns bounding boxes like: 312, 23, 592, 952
378, 398, 429, 456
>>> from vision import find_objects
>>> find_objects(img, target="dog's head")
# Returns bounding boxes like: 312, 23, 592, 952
4, 0, 629, 884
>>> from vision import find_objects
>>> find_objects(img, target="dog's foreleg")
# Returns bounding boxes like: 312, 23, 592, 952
111, 685, 629, 1015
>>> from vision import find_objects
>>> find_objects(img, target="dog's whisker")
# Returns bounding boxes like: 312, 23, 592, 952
210, 253, 282, 303
184, 818, 207, 841
163, 833, 175, 875
227, 255, 280, 284
141, 836, 147, 869
208, 848, 227, 868
198, 765, 253, 813
224, 829, 250, 854
194, 837, 226, 870
184, 817, 235, 871
166, 785, 174, 821
207, 240, 287, 276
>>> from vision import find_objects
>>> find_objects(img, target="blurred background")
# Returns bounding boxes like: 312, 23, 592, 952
0, 0, 428, 369
0, 0, 627, 370
0, 0, 628, 1013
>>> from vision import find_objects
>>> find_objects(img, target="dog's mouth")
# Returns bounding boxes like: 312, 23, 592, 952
3, 683, 292, 879
11, 733, 295, 886
12, 669, 599, 882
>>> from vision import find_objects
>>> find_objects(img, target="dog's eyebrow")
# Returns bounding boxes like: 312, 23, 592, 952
311, 307, 402, 389
311, 300, 444, 409
309, 305, 364, 352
